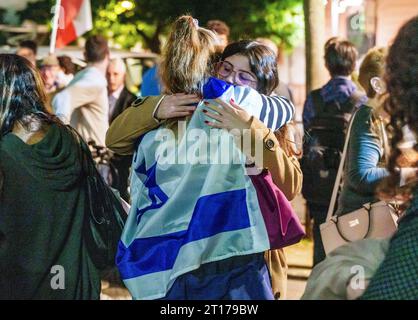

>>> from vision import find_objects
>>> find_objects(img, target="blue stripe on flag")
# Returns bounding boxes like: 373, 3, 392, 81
135, 162, 169, 224
117, 188, 251, 280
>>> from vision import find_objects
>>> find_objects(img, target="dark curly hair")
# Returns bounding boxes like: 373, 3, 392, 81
382, 16, 418, 197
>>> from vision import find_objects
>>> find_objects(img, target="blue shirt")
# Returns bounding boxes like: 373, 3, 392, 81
141, 65, 161, 96
336, 105, 390, 215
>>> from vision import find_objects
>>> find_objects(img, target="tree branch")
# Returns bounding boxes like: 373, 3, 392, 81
136, 28, 151, 42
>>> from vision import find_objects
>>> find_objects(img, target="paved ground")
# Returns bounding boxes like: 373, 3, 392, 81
287, 279, 308, 300
101, 279, 309, 301
101, 280, 308, 300
101, 276, 310, 301
285, 195, 313, 300
284, 237, 313, 300
101, 194, 314, 300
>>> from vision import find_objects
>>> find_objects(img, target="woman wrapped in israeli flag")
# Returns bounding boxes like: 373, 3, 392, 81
106, 15, 302, 300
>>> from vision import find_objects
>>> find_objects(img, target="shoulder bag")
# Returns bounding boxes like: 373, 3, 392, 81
320, 110, 399, 255
69, 126, 128, 270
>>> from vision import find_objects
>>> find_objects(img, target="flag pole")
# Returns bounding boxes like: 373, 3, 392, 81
49, 0, 62, 54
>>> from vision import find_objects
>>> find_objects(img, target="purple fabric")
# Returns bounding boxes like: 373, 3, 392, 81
320, 76, 358, 103
250, 170, 305, 249
303, 77, 367, 128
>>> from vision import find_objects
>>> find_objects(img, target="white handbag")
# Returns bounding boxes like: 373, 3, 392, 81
320, 110, 399, 255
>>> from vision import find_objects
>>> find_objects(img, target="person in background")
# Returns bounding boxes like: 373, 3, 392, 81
255, 37, 301, 163
52, 35, 110, 147
57, 55, 76, 87
140, 63, 162, 96
106, 58, 137, 202
360, 16, 418, 300
39, 55, 63, 113
0, 54, 102, 299
301, 37, 367, 266
302, 17, 418, 301
334, 47, 391, 217
335, 47, 415, 216
207, 19, 230, 52
302, 47, 408, 300
40, 55, 61, 94
16, 40, 37, 67
256, 37, 294, 103
107, 59, 137, 123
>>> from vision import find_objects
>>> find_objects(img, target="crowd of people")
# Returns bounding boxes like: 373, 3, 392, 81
0, 13, 417, 300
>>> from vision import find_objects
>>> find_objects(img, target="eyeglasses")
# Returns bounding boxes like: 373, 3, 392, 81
216, 61, 257, 86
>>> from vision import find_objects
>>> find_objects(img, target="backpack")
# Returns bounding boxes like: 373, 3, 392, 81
301, 89, 361, 206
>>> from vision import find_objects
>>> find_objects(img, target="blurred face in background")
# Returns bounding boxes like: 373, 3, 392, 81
206, 20, 230, 52
40, 65, 60, 92
216, 33, 228, 51
107, 59, 126, 94
16, 47, 36, 66
358, 47, 387, 107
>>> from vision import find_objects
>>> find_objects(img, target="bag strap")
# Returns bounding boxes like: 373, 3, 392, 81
378, 117, 390, 165
65, 125, 96, 177
326, 108, 361, 221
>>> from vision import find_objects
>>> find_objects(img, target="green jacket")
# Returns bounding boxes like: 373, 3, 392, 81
361, 188, 418, 300
0, 124, 101, 299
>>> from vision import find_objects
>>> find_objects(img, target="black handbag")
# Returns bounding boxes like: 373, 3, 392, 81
69, 126, 127, 270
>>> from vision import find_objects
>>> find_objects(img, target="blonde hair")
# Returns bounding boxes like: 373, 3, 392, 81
160, 15, 218, 94
359, 47, 387, 98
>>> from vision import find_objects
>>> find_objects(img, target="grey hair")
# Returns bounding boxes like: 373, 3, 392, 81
108, 58, 126, 74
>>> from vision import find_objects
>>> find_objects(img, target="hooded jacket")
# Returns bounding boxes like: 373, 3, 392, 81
0, 123, 100, 299
303, 76, 367, 129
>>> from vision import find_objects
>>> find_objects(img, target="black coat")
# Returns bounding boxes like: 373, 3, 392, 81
109, 87, 137, 124
109, 87, 137, 202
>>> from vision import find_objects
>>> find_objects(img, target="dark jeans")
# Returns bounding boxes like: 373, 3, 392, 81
159, 254, 274, 300
307, 202, 328, 266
